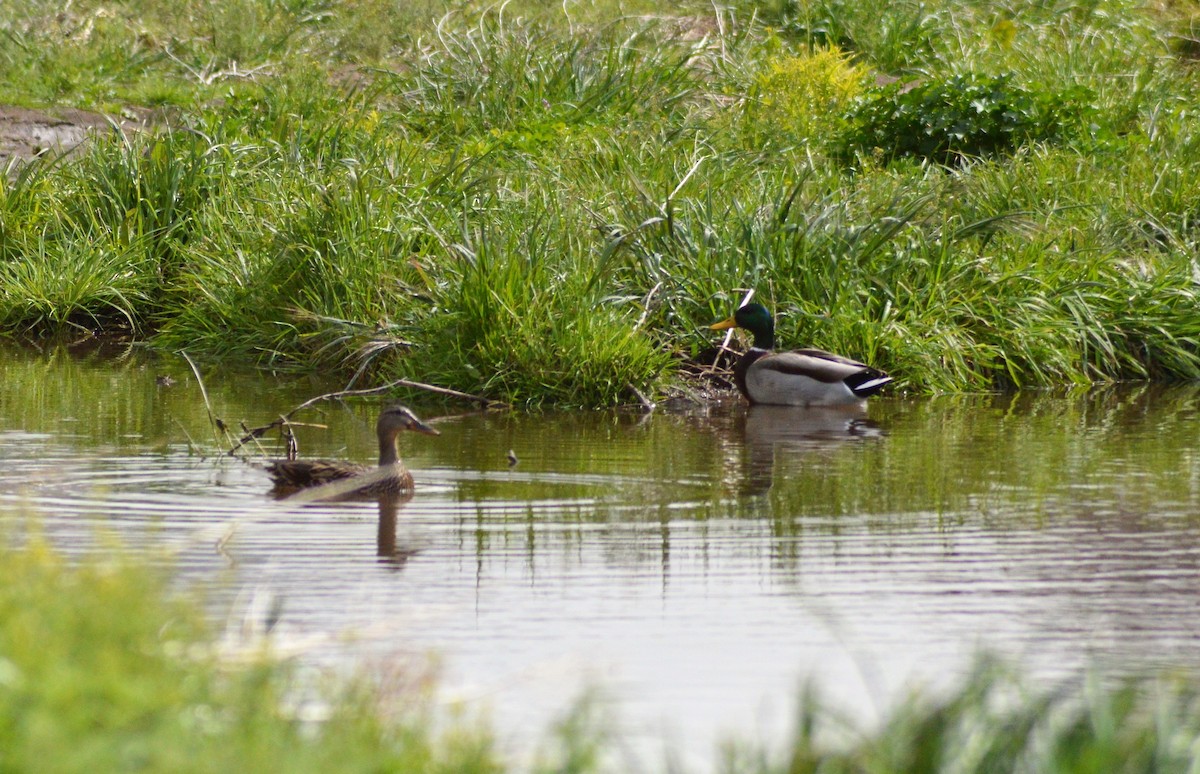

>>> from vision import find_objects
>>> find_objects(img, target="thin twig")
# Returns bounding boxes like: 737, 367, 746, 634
635, 281, 663, 330
171, 417, 201, 456
298, 377, 503, 412
225, 377, 504, 457
238, 420, 271, 457
627, 383, 656, 413
162, 44, 275, 85
178, 350, 227, 447
281, 415, 298, 461
709, 288, 755, 372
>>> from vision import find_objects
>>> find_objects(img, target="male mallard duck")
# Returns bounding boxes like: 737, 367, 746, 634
265, 404, 439, 498
710, 302, 891, 407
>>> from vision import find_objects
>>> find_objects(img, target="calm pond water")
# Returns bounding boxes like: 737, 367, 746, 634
2, 342, 1200, 768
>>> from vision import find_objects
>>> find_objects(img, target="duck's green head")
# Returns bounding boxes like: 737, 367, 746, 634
710, 302, 775, 349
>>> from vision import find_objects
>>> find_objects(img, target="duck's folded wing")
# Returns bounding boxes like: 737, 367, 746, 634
757, 349, 874, 383
267, 459, 364, 487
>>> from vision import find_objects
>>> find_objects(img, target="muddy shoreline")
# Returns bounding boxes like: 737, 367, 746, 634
0, 105, 144, 168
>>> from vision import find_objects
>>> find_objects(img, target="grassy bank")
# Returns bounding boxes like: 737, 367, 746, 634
2, 0, 1200, 404
2, 532, 1198, 772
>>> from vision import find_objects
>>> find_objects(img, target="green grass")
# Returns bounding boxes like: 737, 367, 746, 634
2, 529, 1199, 773
2, 0, 1200, 404
0, 526, 500, 773
723, 660, 1200, 773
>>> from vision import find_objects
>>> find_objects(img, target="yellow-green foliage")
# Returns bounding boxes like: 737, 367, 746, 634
0, 529, 500, 773
750, 46, 868, 146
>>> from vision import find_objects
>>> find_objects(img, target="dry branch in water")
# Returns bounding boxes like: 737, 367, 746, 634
223, 377, 507, 457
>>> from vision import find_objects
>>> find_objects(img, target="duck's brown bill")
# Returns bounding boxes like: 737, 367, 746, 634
412, 419, 441, 436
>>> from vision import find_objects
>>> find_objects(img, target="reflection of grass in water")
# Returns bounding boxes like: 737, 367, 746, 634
3, 525, 1199, 773
756, 387, 1200, 524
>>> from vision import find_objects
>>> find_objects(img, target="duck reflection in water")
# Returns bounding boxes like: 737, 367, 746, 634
375, 494, 421, 568
262, 404, 437, 567
737, 404, 884, 496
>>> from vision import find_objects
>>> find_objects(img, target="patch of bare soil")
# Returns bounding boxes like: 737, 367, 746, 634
0, 105, 145, 169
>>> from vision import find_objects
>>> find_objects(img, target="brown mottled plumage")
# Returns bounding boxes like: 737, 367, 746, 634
266, 405, 439, 499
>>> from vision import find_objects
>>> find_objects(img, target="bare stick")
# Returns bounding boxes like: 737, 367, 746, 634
225, 377, 505, 457
313, 378, 507, 408
178, 350, 227, 446
281, 415, 298, 461
171, 417, 201, 456
635, 281, 663, 331
710, 288, 756, 372
627, 383, 656, 413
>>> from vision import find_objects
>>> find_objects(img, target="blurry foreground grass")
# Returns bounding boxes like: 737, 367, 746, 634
0, 528, 500, 774
1, 530, 1199, 773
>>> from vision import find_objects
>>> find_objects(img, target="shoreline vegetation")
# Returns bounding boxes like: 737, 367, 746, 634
4, 2, 1200, 767
0, 0, 1198, 406
4, 532, 1200, 773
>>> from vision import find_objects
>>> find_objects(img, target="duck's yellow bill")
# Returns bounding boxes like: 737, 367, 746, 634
710, 316, 737, 331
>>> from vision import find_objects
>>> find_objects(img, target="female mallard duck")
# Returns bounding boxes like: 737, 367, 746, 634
710, 302, 891, 407
266, 404, 439, 498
